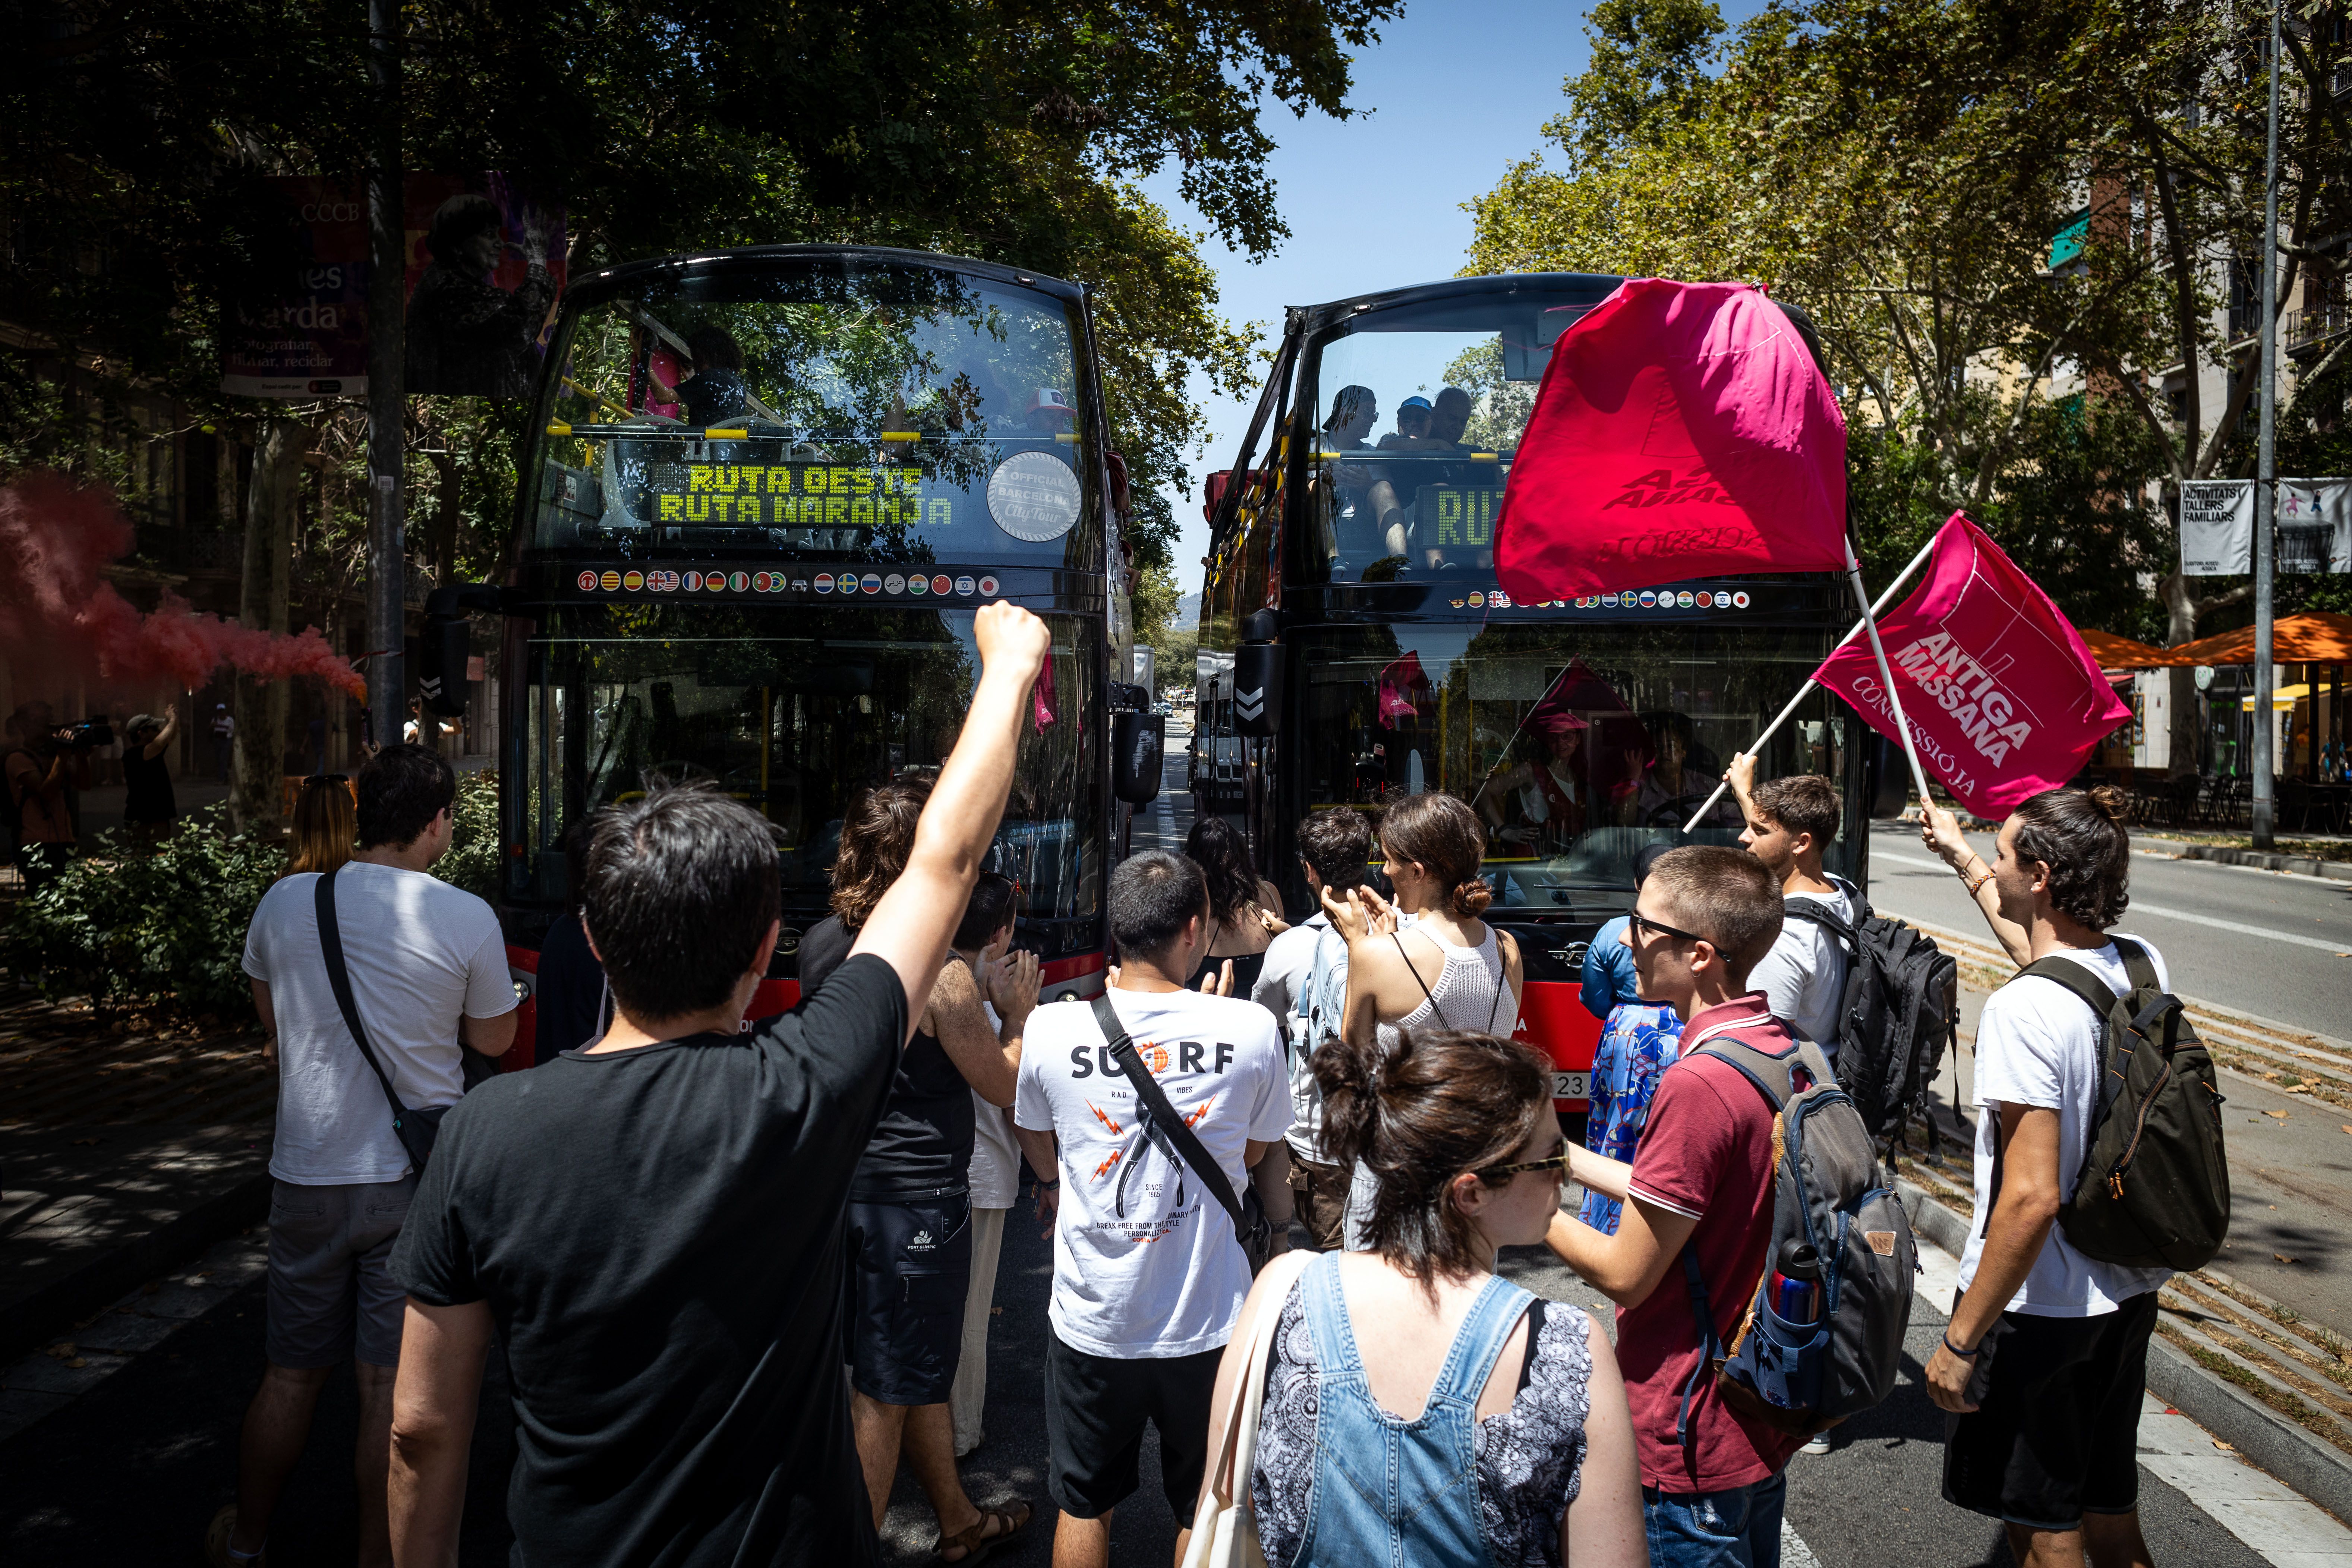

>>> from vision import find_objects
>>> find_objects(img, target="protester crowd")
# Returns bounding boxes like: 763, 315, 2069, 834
202, 598, 2192, 1568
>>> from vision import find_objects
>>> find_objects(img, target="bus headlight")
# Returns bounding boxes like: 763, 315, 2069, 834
987, 450, 1082, 542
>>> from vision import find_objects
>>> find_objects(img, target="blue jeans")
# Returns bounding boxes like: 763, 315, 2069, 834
1645, 1472, 1786, 1568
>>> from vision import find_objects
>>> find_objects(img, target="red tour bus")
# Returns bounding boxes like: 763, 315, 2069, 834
1191, 273, 1887, 1113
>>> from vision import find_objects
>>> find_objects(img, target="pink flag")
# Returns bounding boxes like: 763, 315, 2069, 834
1377, 651, 1428, 726
1812, 514, 2130, 818
1495, 279, 1849, 603
1032, 649, 1057, 731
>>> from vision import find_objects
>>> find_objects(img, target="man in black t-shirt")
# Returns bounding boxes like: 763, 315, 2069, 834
385, 603, 1053, 1567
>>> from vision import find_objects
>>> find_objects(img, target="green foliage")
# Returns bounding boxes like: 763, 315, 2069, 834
5, 770, 505, 1015
436, 769, 504, 900
7, 808, 284, 1018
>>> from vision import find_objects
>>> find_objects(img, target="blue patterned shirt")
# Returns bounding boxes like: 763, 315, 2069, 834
1580, 1001, 1683, 1234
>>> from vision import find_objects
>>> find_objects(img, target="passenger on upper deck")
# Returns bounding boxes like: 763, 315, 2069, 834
678, 326, 751, 428
1376, 396, 1441, 451
1318, 386, 1412, 574
1429, 385, 1476, 450
1024, 388, 1076, 436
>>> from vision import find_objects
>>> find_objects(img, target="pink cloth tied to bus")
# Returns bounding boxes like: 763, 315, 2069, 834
1813, 513, 2131, 818
1377, 651, 1428, 726
1032, 653, 1057, 731
1495, 279, 1849, 603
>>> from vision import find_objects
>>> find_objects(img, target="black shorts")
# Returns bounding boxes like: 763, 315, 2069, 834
1043, 1325, 1221, 1527
845, 1192, 972, 1406
1943, 1290, 2162, 1530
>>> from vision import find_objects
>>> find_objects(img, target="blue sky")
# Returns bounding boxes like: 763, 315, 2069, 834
1135, 1, 1594, 594
1136, 1, 1763, 595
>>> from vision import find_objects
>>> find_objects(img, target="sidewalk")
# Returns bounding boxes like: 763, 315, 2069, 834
0, 986, 275, 1362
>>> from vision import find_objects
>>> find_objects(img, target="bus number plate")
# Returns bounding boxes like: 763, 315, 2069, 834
1552, 1072, 1589, 1100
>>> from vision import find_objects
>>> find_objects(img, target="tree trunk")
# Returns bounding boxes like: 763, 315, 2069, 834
2160, 569, 2201, 779
230, 418, 310, 832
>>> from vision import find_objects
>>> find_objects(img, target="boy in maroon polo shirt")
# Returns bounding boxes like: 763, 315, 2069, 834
1545, 845, 1802, 1568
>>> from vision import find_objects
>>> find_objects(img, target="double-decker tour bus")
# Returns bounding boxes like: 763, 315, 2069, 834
484, 245, 1135, 1057
1192, 273, 1897, 1112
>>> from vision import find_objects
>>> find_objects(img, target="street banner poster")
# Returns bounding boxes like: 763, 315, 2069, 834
219, 177, 371, 398
2178, 478, 2253, 576
1495, 278, 1849, 604
403, 174, 566, 398
2277, 477, 2351, 574
1812, 512, 2131, 819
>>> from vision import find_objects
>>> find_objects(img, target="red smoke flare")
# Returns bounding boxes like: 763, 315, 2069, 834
0, 471, 365, 700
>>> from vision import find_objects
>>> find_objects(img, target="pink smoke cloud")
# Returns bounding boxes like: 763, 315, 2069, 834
0, 470, 367, 700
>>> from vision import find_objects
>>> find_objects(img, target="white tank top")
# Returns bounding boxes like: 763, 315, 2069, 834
1348, 922, 1517, 1251
1375, 922, 1514, 1049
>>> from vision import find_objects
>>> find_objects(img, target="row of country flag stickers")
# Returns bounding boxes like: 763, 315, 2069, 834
575, 568, 1004, 598
1443, 587, 1757, 611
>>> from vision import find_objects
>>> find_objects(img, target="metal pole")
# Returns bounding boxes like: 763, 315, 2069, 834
2252, 0, 2281, 847
365, 0, 406, 738
1845, 540, 1937, 806
1681, 530, 1940, 832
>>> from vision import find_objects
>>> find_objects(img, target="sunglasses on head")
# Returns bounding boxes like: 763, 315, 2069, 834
303, 773, 350, 788
1627, 908, 1711, 949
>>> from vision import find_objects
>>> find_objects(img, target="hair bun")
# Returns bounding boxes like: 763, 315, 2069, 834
1451, 876, 1494, 918
2085, 783, 2129, 823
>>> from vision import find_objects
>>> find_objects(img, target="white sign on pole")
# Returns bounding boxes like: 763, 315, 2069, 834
2277, 477, 2350, 574
2179, 479, 2254, 575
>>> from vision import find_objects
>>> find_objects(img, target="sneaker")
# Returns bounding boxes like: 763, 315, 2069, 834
204, 1504, 267, 1567
1800, 1432, 1833, 1456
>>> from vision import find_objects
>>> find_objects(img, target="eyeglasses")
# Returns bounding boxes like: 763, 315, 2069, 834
1487, 1148, 1572, 1178
1627, 908, 1711, 949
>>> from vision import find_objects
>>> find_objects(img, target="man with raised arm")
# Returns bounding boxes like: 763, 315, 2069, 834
384, 603, 1052, 1568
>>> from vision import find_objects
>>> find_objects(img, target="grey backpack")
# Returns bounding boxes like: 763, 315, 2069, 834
1677, 1029, 1917, 1442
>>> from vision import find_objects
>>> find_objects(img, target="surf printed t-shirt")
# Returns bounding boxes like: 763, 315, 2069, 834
1015, 986, 1291, 1359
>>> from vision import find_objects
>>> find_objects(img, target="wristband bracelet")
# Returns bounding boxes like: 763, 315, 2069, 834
1037, 1177, 1060, 1189
1942, 1331, 1980, 1360
1960, 861, 1992, 896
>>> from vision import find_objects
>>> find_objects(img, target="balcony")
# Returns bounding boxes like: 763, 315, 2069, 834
2285, 300, 2349, 354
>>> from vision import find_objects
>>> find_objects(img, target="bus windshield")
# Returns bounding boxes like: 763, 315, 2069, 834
1287, 615, 1861, 919
1302, 284, 1609, 586
518, 604, 1103, 924
532, 258, 1098, 570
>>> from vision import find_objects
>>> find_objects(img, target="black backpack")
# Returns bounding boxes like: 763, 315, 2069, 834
2011, 938, 2230, 1271
1784, 890, 1958, 1145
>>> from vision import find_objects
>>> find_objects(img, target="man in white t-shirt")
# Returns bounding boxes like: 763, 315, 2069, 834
1727, 758, 1854, 1056
209, 744, 517, 1568
1919, 787, 2170, 1568
1014, 850, 1290, 1568
1249, 806, 1373, 1250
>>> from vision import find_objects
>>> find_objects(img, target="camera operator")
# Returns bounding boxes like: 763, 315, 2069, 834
6, 701, 92, 893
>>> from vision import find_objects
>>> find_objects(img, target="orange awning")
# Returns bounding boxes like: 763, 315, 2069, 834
2079, 629, 2170, 671
2135, 611, 2352, 668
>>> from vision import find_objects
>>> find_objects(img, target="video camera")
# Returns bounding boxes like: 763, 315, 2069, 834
45, 718, 115, 753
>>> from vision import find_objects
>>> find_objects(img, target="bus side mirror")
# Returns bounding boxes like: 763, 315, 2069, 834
1113, 711, 1164, 804
418, 616, 472, 718
1866, 734, 1910, 818
1234, 642, 1282, 737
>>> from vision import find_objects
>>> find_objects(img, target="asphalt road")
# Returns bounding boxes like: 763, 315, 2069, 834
1862, 822, 2352, 1041
1865, 821, 2352, 1336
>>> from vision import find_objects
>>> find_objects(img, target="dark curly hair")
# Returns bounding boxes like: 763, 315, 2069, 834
830, 780, 930, 929
1311, 1027, 1552, 1291
1184, 815, 1261, 926
2010, 785, 2131, 931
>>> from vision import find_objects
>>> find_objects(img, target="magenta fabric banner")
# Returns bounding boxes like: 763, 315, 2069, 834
1495, 279, 1849, 604
1813, 514, 2130, 818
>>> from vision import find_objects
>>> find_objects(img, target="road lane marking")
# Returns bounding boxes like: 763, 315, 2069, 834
1874, 852, 2352, 954
2135, 1397, 2352, 1563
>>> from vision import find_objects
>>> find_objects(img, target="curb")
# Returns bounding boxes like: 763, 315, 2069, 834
1895, 1179, 2352, 1526
0, 1170, 272, 1363
2164, 843, 2352, 881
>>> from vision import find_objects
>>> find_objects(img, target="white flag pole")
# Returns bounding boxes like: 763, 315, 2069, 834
1845, 537, 1936, 805
1681, 531, 1938, 832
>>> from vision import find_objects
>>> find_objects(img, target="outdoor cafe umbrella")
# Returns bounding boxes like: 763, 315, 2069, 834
2130, 611, 2352, 667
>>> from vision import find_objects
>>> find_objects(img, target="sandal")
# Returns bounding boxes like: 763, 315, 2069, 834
934, 1499, 1033, 1565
